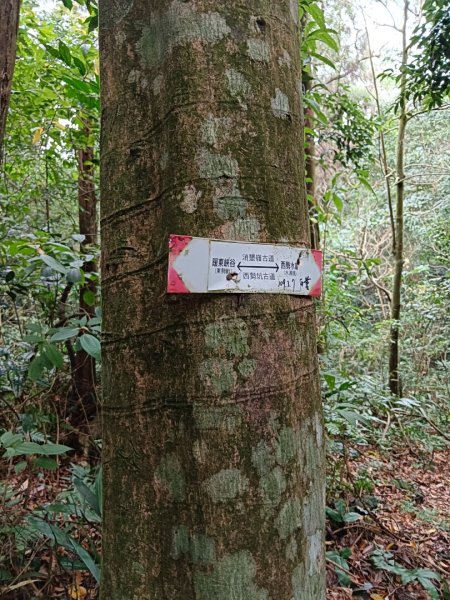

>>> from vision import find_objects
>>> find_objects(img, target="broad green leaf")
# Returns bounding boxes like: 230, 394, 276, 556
1, 431, 23, 447
87, 14, 99, 32
28, 518, 100, 582
44, 344, 64, 369
87, 316, 101, 326
58, 40, 72, 65
79, 333, 101, 360
74, 477, 101, 517
306, 3, 326, 29
418, 578, 439, 600
325, 508, 343, 522
50, 328, 79, 342
10, 441, 71, 456
326, 550, 351, 586
33, 457, 58, 470
309, 29, 339, 52
82, 289, 96, 306
332, 193, 344, 212
343, 511, 363, 523
324, 373, 336, 390
40, 254, 67, 274
14, 461, 28, 474
28, 355, 45, 381
24, 334, 43, 343
38, 442, 72, 455
73, 56, 86, 76
310, 51, 336, 70
304, 97, 328, 124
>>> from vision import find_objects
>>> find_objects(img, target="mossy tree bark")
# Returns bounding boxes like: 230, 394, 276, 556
0, 0, 20, 158
99, 1, 325, 598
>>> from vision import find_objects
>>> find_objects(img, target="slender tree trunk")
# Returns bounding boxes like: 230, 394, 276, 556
99, 1, 325, 598
72, 137, 97, 418
0, 0, 20, 157
303, 72, 320, 250
389, 0, 409, 397
365, 22, 396, 254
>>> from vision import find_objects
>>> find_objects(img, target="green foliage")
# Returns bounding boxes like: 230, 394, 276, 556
326, 547, 352, 586
371, 549, 443, 599
322, 90, 377, 169
405, 0, 450, 109
1, 430, 71, 458
1, 233, 100, 390
1, 462, 101, 588
326, 498, 363, 524
0, 2, 100, 400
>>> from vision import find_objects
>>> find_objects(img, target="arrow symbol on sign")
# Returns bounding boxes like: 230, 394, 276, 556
237, 262, 279, 272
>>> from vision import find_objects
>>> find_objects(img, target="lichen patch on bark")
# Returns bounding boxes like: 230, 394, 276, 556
190, 533, 216, 565
180, 184, 201, 213
205, 319, 250, 357
252, 440, 276, 477
275, 426, 299, 465
136, 1, 231, 69
197, 149, 239, 179
226, 68, 252, 98
246, 38, 270, 63
237, 358, 257, 378
198, 358, 237, 395
213, 180, 248, 221
204, 468, 249, 503
171, 526, 216, 565
219, 216, 261, 240
152, 74, 163, 95
290, 0, 299, 24
271, 88, 290, 119
194, 550, 269, 600
171, 525, 190, 559
154, 453, 186, 502
285, 536, 298, 561
275, 496, 302, 539
292, 549, 326, 600
278, 49, 292, 67
201, 115, 232, 147
259, 466, 286, 505
193, 405, 243, 432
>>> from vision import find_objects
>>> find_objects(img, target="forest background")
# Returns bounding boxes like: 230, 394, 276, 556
0, 0, 449, 598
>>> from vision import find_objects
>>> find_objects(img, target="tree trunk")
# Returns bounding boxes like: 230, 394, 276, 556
389, 0, 409, 397
303, 72, 320, 250
99, 1, 325, 598
71, 139, 97, 419
0, 0, 20, 157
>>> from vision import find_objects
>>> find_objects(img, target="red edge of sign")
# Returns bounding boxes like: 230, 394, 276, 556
310, 250, 323, 297
167, 234, 192, 293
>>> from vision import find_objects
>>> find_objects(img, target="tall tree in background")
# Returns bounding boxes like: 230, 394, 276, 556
99, 0, 325, 598
71, 124, 97, 417
0, 0, 20, 156
386, 0, 450, 396
388, 0, 409, 397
